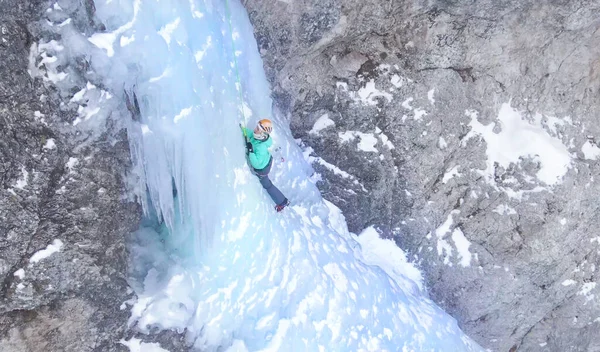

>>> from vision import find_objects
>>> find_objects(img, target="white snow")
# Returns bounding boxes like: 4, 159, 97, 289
540, 113, 571, 135
14, 167, 29, 189
141, 124, 152, 135
438, 136, 448, 149
433, 212, 473, 267
390, 75, 404, 88
173, 106, 193, 123
87, 0, 141, 57
442, 165, 461, 183
58, 18, 72, 27
38, 52, 58, 66
578, 282, 596, 302
376, 129, 395, 150
303, 147, 368, 191
339, 131, 379, 152
38, 40, 64, 52
560, 218, 567, 225
353, 80, 393, 105
120, 338, 170, 352
401, 97, 427, 120
413, 108, 427, 120
465, 104, 572, 185
581, 140, 600, 160
120, 34, 135, 47
356, 226, 424, 293
309, 114, 335, 135
158, 18, 181, 45
194, 36, 213, 63
315, 158, 349, 178
88, 32, 118, 57
66, 157, 79, 172
578, 282, 596, 295
14, 269, 25, 279
435, 212, 456, 265
29, 239, 63, 263
356, 134, 378, 152
427, 89, 435, 105
336, 82, 348, 91
493, 204, 517, 215
562, 279, 576, 286
43, 138, 56, 150
74, 101, 103, 125
451, 228, 472, 267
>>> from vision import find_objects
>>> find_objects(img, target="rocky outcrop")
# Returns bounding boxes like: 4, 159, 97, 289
244, 0, 600, 350
0, 1, 140, 350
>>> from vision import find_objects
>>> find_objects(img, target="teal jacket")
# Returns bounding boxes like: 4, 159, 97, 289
244, 127, 272, 170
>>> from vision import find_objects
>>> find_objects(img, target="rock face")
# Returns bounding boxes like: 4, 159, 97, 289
243, 0, 600, 350
0, 1, 140, 350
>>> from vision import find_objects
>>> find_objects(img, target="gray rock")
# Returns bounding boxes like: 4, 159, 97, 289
244, 0, 600, 350
0, 0, 142, 350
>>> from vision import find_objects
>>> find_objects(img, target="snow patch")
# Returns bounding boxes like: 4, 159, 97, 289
141, 124, 152, 134
29, 239, 63, 264
353, 80, 393, 105
442, 165, 461, 183
562, 279, 576, 286
194, 36, 213, 63
66, 157, 79, 172
451, 228, 472, 267
428, 89, 435, 105
14, 167, 29, 189
149, 67, 172, 83
120, 34, 135, 47
158, 18, 181, 45
581, 140, 600, 160
578, 282, 596, 302
493, 205, 517, 215
390, 75, 404, 88
43, 138, 56, 150
339, 131, 378, 152
120, 338, 170, 352
438, 137, 448, 150
434, 211, 469, 266
309, 114, 335, 135
465, 104, 572, 185
89, 32, 118, 57
174, 107, 193, 123
356, 226, 423, 293
14, 269, 25, 279
376, 128, 395, 150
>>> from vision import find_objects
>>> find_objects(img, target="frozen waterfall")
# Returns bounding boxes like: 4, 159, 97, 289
42, 0, 483, 350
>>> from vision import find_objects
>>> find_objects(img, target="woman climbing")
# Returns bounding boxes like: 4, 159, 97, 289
242, 119, 290, 212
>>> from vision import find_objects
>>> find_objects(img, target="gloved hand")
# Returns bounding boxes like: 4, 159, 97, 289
246, 142, 253, 153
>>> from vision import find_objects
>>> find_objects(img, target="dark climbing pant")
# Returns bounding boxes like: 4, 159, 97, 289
254, 157, 287, 206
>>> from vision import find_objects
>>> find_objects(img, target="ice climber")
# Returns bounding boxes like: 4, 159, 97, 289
243, 119, 290, 212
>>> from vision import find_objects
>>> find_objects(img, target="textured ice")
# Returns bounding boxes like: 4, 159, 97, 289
47, 0, 483, 350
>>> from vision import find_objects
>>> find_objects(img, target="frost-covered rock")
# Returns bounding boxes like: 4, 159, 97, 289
244, 0, 600, 350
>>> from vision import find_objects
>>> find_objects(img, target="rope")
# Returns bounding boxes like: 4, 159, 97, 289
224, 0, 248, 128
